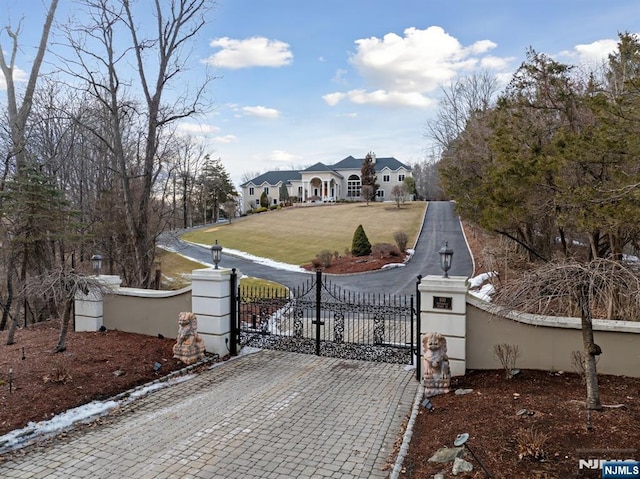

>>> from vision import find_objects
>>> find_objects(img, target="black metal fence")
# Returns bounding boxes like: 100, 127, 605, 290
232, 270, 416, 364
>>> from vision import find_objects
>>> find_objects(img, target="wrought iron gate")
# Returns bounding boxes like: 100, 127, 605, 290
232, 270, 416, 364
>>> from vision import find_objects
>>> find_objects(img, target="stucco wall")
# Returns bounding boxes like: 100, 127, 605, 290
466, 295, 640, 377
103, 287, 192, 339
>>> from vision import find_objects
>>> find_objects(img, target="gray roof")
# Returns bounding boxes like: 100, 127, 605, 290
332, 156, 410, 172
241, 155, 410, 186
240, 170, 301, 187
304, 162, 335, 172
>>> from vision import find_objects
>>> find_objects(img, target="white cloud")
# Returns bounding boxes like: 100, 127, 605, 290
0, 67, 27, 90
211, 134, 238, 144
204, 36, 293, 69
480, 55, 515, 70
323, 89, 434, 108
559, 38, 618, 65
176, 123, 220, 135
322, 92, 346, 106
327, 26, 512, 108
268, 150, 301, 162
242, 105, 280, 119
332, 68, 348, 84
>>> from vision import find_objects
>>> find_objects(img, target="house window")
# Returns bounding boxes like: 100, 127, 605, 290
255, 199, 260, 206
264, 187, 269, 195
398, 174, 405, 182
273, 198, 278, 205
347, 175, 361, 197
249, 187, 254, 196
383, 175, 390, 182
376, 190, 385, 198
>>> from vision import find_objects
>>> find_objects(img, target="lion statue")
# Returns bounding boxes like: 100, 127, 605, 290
422, 332, 450, 396
173, 312, 206, 365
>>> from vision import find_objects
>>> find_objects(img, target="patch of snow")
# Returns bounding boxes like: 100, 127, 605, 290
0, 374, 196, 454
382, 263, 406, 270
190, 242, 308, 272
468, 271, 497, 289
469, 283, 495, 302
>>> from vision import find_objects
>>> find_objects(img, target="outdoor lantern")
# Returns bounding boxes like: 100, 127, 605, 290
91, 254, 103, 275
211, 240, 222, 269
439, 242, 453, 278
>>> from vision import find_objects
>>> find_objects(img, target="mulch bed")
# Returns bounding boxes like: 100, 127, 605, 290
402, 369, 640, 479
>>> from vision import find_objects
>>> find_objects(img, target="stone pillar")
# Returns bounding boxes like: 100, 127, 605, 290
191, 267, 235, 357
418, 275, 469, 376
75, 275, 122, 332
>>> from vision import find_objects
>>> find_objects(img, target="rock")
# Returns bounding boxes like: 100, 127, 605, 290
428, 446, 465, 463
112, 370, 125, 377
455, 388, 473, 395
433, 473, 445, 479
452, 457, 473, 475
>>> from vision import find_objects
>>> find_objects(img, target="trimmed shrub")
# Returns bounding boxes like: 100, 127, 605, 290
351, 224, 371, 257
316, 250, 333, 268
393, 230, 409, 252
372, 243, 401, 258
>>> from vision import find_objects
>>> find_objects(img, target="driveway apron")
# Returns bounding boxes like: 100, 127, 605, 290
0, 350, 417, 479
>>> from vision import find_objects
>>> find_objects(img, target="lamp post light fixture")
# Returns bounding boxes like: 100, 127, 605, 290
90, 254, 103, 275
211, 240, 222, 269
439, 242, 453, 278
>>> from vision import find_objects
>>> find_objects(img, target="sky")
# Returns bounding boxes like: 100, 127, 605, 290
2, 0, 639, 187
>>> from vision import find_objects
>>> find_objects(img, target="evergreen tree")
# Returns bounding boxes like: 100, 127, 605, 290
279, 183, 289, 205
260, 191, 269, 208
199, 157, 237, 223
351, 224, 371, 256
360, 152, 379, 203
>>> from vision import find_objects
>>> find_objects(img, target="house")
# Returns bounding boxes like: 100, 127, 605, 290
240, 154, 412, 212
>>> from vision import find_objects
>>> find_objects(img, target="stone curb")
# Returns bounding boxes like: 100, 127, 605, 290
390, 381, 424, 479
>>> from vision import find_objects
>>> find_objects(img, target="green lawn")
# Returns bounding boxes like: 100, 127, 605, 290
181, 201, 427, 265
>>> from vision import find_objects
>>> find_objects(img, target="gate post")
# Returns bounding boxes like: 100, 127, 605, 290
417, 274, 469, 377
229, 268, 238, 356
191, 267, 238, 358
314, 269, 322, 356
415, 275, 422, 382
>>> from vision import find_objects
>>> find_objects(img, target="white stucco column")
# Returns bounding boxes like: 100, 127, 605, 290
191, 267, 236, 357
418, 275, 469, 376
75, 275, 122, 332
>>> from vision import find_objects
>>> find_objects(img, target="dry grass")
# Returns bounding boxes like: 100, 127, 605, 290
181, 202, 426, 265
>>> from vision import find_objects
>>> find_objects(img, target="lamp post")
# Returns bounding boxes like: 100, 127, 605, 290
211, 240, 222, 269
439, 242, 453, 278
91, 254, 103, 276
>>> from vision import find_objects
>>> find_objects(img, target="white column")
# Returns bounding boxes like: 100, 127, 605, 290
191, 267, 236, 357
418, 275, 469, 376
75, 275, 122, 331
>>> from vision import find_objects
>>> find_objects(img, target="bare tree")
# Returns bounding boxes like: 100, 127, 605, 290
0, 0, 59, 171
492, 259, 640, 410
59, 0, 215, 287
391, 183, 407, 208
426, 71, 499, 152
20, 269, 114, 352
0, 1, 60, 335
